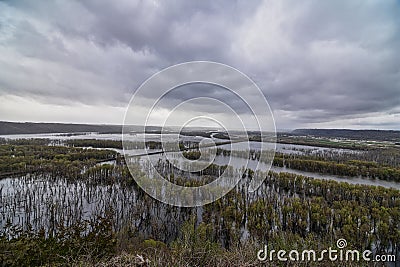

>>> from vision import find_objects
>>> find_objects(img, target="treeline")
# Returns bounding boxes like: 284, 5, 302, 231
0, 121, 124, 135
182, 150, 201, 160
0, 144, 117, 178
292, 128, 400, 142
65, 139, 191, 151
154, 157, 229, 186
273, 155, 400, 182
216, 148, 400, 182
65, 139, 123, 149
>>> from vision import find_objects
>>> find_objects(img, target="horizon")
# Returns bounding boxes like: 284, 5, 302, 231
0, 120, 399, 132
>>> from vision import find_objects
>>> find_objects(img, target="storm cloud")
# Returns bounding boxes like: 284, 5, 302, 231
0, 0, 399, 129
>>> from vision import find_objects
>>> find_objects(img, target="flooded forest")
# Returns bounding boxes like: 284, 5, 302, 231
0, 132, 399, 266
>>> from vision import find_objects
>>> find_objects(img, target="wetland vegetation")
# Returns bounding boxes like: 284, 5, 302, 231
0, 131, 399, 266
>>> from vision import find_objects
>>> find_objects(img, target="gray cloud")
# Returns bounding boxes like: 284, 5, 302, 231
0, 0, 399, 129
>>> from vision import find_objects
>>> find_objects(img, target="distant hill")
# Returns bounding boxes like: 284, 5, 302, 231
0, 121, 124, 135
0, 121, 197, 135
292, 129, 400, 142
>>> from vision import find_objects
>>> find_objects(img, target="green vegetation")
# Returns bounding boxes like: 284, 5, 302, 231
0, 139, 399, 266
1, 214, 115, 266
277, 133, 399, 150
291, 129, 400, 142
0, 143, 118, 179
216, 146, 400, 182
272, 155, 400, 182
182, 150, 201, 160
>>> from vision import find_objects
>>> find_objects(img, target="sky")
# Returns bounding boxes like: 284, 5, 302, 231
0, 0, 399, 130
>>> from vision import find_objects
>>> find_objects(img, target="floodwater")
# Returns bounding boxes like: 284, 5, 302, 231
0, 132, 358, 155
0, 132, 395, 189
0, 132, 399, 235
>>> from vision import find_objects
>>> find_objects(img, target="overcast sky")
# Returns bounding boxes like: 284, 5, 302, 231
0, 0, 399, 130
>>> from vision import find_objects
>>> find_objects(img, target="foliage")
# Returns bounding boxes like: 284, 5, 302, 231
0, 214, 115, 266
